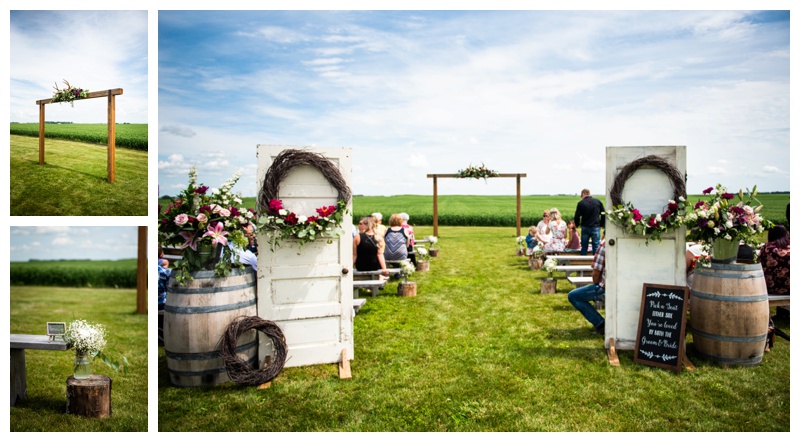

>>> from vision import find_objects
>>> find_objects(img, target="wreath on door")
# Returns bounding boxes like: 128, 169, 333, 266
605, 155, 686, 244
257, 149, 351, 250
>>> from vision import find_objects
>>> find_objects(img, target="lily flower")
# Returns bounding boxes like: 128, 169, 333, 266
179, 231, 201, 251
203, 222, 229, 246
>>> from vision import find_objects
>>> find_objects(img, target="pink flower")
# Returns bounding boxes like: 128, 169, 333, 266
284, 212, 298, 225
631, 209, 643, 222
196, 213, 208, 223
202, 221, 229, 246
174, 213, 189, 226
179, 231, 200, 251
218, 208, 231, 217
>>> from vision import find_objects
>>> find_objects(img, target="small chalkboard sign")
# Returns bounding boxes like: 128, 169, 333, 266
47, 322, 66, 341
634, 284, 689, 373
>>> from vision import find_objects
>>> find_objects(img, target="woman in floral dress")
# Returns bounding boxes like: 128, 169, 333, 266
544, 208, 567, 253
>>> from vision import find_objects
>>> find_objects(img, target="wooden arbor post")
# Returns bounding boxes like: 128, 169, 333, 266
136, 226, 147, 315
426, 173, 527, 238
35, 88, 124, 183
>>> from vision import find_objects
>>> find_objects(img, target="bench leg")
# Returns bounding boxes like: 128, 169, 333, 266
11, 348, 26, 406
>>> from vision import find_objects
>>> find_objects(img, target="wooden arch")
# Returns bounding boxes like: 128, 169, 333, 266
426, 173, 527, 237
35, 88, 124, 183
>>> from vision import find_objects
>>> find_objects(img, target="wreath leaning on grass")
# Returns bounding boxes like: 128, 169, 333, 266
605, 155, 687, 244
257, 149, 352, 250
221, 316, 287, 386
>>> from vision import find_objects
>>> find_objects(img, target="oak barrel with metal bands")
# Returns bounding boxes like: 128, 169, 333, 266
690, 262, 769, 366
164, 268, 258, 387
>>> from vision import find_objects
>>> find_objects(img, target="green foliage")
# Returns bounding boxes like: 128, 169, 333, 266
10, 259, 138, 288
158, 226, 789, 432
10, 135, 148, 215
221, 194, 789, 229
10, 286, 147, 431
10, 122, 148, 151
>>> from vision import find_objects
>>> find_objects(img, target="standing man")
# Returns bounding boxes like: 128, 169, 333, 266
567, 238, 606, 335
574, 188, 605, 256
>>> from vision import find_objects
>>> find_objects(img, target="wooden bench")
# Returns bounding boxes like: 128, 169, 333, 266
567, 276, 593, 288
353, 279, 387, 297
555, 265, 593, 278
551, 255, 594, 265
353, 298, 367, 315
11, 334, 71, 406
768, 295, 790, 342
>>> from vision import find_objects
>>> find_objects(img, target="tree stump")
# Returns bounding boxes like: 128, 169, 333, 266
398, 282, 417, 297
66, 375, 112, 418
416, 261, 430, 272
530, 258, 543, 270
429, 249, 439, 258
540, 278, 557, 294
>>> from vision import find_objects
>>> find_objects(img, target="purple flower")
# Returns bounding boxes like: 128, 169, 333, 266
702, 187, 714, 195
698, 219, 708, 229
694, 201, 706, 209
194, 186, 209, 195
721, 193, 735, 200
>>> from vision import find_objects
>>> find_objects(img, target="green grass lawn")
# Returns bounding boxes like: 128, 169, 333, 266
158, 226, 789, 431
10, 286, 148, 431
10, 134, 148, 216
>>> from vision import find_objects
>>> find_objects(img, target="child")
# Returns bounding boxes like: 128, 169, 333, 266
525, 226, 539, 266
565, 219, 581, 252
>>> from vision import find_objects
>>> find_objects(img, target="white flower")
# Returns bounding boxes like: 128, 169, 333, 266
279, 209, 288, 216
212, 188, 220, 195
655, 214, 662, 222
298, 215, 308, 224
245, 211, 254, 219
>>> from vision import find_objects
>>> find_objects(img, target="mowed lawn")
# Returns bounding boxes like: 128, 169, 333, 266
10, 134, 147, 216
158, 226, 789, 432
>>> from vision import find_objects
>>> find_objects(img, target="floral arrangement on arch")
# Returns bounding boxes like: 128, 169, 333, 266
52, 79, 88, 107
683, 184, 772, 251
456, 163, 500, 180
605, 198, 686, 244
260, 198, 348, 251
64, 319, 128, 373
158, 167, 255, 285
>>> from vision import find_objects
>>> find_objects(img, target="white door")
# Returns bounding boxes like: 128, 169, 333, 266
605, 146, 686, 350
256, 145, 354, 367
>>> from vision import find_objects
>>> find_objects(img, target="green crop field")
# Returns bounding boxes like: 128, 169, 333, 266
10, 259, 138, 288
10, 122, 148, 151
161, 193, 789, 228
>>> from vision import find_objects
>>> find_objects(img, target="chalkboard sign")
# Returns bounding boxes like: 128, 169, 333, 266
634, 284, 689, 372
47, 322, 66, 341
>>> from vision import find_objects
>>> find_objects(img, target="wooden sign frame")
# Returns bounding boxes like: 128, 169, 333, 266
47, 322, 66, 341
634, 283, 689, 373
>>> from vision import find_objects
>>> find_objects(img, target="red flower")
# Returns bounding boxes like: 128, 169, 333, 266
694, 201, 706, 209
268, 199, 284, 213
316, 205, 336, 217
647, 216, 660, 228
284, 212, 298, 225
702, 187, 714, 195
307, 216, 318, 223
631, 208, 643, 222
721, 193, 735, 200
194, 186, 209, 195
668, 202, 679, 213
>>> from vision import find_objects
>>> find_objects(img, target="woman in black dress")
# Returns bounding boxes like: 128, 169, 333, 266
353, 216, 389, 278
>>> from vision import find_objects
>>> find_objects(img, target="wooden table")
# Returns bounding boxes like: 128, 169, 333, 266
11, 334, 70, 406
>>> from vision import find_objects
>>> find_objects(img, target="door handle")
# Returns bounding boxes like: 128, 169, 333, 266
608, 239, 615, 246
342, 267, 349, 275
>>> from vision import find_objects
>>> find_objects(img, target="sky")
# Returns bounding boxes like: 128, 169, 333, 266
9, 10, 148, 124
9, 226, 140, 262
157, 9, 790, 198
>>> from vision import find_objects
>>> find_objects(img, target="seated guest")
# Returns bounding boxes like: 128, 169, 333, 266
158, 245, 171, 309
760, 224, 790, 295
399, 213, 417, 265
565, 219, 581, 252
567, 238, 606, 335
545, 208, 567, 253
372, 212, 387, 238
384, 214, 410, 262
353, 216, 389, 279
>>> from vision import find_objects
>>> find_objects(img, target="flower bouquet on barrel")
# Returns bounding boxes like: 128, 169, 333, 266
158, 167, 255, 285
682, 184, 773, 264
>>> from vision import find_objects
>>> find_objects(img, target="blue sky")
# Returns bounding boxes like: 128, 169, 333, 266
158, 9, 789, 198
9, 226, 141, 262
9, 10, 148, 124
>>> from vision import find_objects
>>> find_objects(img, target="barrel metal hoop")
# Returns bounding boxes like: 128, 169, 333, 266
168, 281, 255, 295
164, 298, 256, 314
167, 354, 258, 377
691, 327, 768, 343
165, 339, 257, 360
690, 290, 767, 303
695, 269, 764, 279
693, 349, 763, 365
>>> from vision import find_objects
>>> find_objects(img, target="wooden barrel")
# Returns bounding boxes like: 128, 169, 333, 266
690, 262, 769, 366
164, 268, 258, 387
